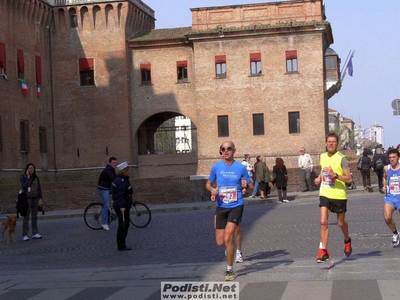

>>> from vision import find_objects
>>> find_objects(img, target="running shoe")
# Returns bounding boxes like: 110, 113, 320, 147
225, 270, 236, 281
392, 233, 400, 247
316, 248, 330, 263
344, 238, 352, 257
235, 251, 243, 263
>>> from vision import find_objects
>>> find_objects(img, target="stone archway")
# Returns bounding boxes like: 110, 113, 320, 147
137, 112, 197, 155
136, 112, 198, 178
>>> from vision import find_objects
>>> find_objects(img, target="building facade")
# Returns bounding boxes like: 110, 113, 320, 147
0, 0, 341, 182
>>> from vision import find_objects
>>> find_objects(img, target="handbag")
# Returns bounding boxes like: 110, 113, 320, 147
284, 175, 289, 182
357, 158, 362, 170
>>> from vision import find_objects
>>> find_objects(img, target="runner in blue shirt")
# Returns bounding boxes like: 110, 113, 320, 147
382, 148, 400, 247
206, 141, 253, 281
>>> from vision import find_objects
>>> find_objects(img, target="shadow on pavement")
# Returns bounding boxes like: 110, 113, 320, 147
327, 250, 382, 270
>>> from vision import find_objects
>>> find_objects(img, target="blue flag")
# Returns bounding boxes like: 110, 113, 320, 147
346, 56, 353, 77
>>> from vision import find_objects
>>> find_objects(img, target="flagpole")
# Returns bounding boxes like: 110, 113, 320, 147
341, 50, 355, 82
340, 50, 352, 82
341, 50, 352, 74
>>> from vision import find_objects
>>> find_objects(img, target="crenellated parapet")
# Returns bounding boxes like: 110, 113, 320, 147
49, 0, 154, 34
0, 0, 53, 30
43, 0, 154, 17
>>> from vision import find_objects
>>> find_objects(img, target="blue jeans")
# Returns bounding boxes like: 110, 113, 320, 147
98, 189, 110, 225
251, 181, 260, 197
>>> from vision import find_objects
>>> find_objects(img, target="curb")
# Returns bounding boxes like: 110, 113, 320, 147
13, 183, 377, 221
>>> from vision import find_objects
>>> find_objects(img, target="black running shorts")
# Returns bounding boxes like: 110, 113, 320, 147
215, 205, 244, 229
319, 196, 347, 213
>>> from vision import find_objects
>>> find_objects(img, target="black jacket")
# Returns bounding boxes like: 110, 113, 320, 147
358, 156, 372, 170
273, 165, 287, 188
97, 164, 116, 190
112, 176, 133, 209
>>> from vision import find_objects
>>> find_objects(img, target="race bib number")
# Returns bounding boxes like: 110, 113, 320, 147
321, 171, 335, 188
389, 175, 400, 195
219, 186, 238, 204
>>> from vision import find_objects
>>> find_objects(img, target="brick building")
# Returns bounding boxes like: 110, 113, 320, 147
0, 0, 341, 183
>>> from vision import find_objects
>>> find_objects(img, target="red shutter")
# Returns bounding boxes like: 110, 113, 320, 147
215, 55, 226, 64
17, 49, 24, 74
250, 53, 261, 62
35, 56, 42, 85
286, 50, 297, 59
140, 63, 151, 71
0, 43, 6, 70
79, 58, 94, 71
176, 61, 187, 68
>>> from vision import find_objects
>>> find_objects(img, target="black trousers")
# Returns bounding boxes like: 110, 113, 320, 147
114, 206, 131, 250
376, 170, 384, 189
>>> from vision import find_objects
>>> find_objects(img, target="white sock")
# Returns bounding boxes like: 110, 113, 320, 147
227, 265, 233, 271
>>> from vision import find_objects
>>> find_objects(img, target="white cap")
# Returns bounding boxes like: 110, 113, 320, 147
116, 161, 129, 171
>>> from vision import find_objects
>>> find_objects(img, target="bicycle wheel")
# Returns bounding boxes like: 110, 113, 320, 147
130, 201, 151, 228
84, 203, 104, 230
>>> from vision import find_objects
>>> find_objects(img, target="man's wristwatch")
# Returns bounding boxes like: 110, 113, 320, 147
334, 173, 339, 179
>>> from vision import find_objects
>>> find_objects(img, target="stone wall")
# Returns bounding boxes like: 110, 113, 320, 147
0, 162, 377, 214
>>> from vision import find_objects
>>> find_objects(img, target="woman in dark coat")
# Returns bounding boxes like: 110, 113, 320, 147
358, 148, 372, 192
20, 163, 44, 241
272, 157, 289, 203
112, 161, 133, 251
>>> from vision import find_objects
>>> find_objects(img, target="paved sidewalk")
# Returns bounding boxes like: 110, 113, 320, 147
33, 183, 377, 220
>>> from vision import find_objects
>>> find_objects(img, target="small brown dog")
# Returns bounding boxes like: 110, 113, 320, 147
2, 216, 17, 244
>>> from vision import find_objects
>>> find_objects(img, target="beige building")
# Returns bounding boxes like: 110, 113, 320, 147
0, 0, 341, 182
130, 0, 341, 175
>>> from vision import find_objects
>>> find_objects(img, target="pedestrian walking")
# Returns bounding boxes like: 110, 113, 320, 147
272, 158, 289, 203
372, 146, 389, 193
357, 149, 372, 192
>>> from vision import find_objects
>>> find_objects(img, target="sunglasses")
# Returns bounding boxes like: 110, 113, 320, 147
220, 146, 233, 152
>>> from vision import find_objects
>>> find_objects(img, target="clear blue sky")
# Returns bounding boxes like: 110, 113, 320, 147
143, 0, 400, 148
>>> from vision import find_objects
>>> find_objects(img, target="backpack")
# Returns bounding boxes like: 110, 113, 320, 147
375, 157, 383, 171
357, 158, 362, 170
16, 190, 28, 218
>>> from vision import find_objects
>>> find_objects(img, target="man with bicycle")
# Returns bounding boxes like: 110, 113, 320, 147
206, 141, 253, 281
97, 157, 117, 230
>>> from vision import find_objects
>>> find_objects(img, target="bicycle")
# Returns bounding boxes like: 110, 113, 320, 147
84, 201, 151, 230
